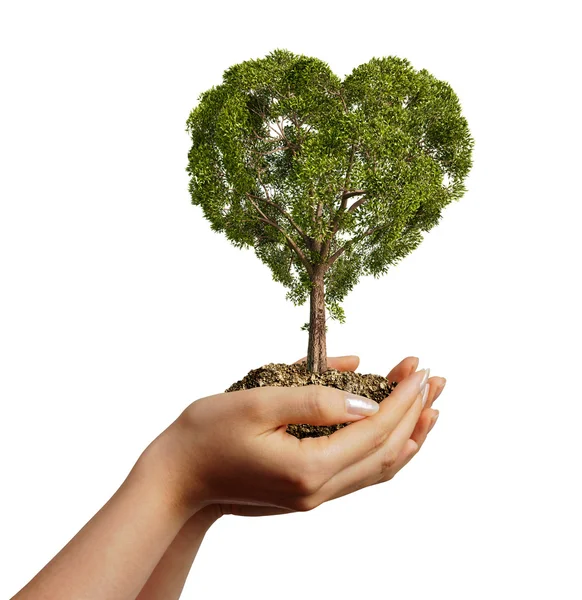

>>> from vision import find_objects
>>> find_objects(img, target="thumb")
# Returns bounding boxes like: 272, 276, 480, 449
258, 384, 379, 428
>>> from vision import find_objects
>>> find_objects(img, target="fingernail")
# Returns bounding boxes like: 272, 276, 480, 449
345, 394, 379, 416
421, 382, 430, 407
428, 411, 439, 432
417, 367, 430, 394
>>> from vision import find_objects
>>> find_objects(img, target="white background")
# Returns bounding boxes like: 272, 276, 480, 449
1, 1, 581, 598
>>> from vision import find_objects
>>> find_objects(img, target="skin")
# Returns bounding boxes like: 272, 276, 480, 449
11, 355, 445, 600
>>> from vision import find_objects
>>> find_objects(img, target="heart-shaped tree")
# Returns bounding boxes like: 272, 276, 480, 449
186, 49, 474, 374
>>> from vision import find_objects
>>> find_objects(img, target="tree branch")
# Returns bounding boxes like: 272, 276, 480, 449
343, 190, 367, 201
247, 193, 312, 249
313, 201, 323, 254
347, 194, 369, 213
248, 145, 291, 157
324, 243, 347, 270
245, 193, 313, 278
321, 145, 357, 261
324, 221, 393, 269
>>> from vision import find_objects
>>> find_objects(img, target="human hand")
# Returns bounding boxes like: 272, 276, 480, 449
156, 355, 444, 521
291, 355, 445, 496
205, 355, 444, 518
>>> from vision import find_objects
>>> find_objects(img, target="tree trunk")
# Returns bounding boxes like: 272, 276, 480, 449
307, 267, 327, 374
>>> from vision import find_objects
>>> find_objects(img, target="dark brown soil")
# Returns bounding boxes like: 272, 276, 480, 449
225, 362, 398, 440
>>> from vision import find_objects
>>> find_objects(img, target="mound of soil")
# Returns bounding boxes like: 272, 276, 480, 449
225, 362, 398, 440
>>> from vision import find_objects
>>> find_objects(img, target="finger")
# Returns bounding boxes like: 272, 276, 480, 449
424, 377, 446, 410
392, 438, 420, 472
298, 368, 430, 476
251, 381, 380, 441
409, 405, 439, 451
371, 379, 442, 478
387, 408, 439, 476
406, 377, 441, 435
390, 382, 441, 471
293, 355, 360, 372
409, 406, 435, 445
386, 356, 419, 383
304, 390, 425, 507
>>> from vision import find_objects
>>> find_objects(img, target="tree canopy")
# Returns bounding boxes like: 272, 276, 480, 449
186, 49, 474, 327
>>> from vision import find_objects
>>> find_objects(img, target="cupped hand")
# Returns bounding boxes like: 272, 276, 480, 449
282, 355, 445, 505
163, 355, 445, 521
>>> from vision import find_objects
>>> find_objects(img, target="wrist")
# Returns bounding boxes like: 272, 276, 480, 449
193, 503, 223, 526
136, 421, 209, 523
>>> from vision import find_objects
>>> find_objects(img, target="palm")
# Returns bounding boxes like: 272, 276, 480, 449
209, 356, 355, 517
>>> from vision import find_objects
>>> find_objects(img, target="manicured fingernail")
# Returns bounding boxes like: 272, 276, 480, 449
345, 394, 379, 416
428, 411, 439, 432
417, 367, 430, 393
421, 382, 430, 407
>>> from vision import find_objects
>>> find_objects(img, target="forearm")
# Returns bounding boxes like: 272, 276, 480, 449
135, 506, 221, 600
12, 448, 194, 600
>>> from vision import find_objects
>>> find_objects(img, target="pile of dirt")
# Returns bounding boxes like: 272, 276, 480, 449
225, 362, 398, 439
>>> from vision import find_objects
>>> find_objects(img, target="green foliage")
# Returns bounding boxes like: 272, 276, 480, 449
186, 49, 474, 325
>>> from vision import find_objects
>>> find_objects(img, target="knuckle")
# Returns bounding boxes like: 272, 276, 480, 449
376, 466, 395, 484
241, 389, 267, 419
295, 468, 321, 497
287, 454, 323, 497
292, 494, 319, 512
381, 447, 397, 472
372, 427, 387, 452
305, 384, 328, 422
284, 460, 311, 494
239, 387, 280, 423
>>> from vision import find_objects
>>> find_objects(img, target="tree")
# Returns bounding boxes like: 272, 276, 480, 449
185, 49, 474, 374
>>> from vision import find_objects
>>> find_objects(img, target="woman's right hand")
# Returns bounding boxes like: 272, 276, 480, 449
147, 356, 444, 521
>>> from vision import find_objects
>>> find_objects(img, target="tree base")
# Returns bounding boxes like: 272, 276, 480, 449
224, 362, 398, 440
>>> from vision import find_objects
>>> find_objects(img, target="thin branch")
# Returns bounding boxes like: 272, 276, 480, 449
247, 105, 267, 121
334, 147, 357, 220
250, 126, 299, 157
266, 120, 283, 139
344, 190, 367, 201
272, 116, 292, 147
255, 159, 313, 249
347, 195, 369, 213
245, 193, 313, 278
324, 244, 347, 270
248, 145, 291, 157
335, 87, 348, 113
320, 145, 357, 261
324, 221, 393, 269
247, 193, 311, 248
359, 222, 393, 239
309, 200, 322, 255
248, 105, 285, 141
255, 167, 273, 202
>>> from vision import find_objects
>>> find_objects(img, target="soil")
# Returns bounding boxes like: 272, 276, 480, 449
225, 362, 398, 440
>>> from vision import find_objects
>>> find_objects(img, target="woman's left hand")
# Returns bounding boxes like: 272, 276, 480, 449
210, 354, 444, 518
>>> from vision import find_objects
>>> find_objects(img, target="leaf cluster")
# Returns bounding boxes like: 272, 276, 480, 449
186, 49, 474, 326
